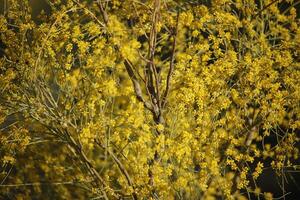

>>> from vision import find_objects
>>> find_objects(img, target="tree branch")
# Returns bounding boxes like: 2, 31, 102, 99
162, 11, 179, 108
124, 59, 153, 112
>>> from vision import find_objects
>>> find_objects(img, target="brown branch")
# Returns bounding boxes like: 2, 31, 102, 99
162, 11, 179, 108
245, 122, 258, 147
133, 62, 146, 84
124, 59, 153, 111
282, 0, 300, 15
138, 50, 152, 64
230, 118, 262, 194
28, 102, 111, 199
95, 140, 138, 200
96, 0, 155, 118
150, 0, 161, 110
140, 51, 157, 115
72, 0, 106, 27
144, 0, 160, 112
253, 0, 280, 18
96, 0, 109, 24
149, 0, 162, 109
63, 130, 110, 199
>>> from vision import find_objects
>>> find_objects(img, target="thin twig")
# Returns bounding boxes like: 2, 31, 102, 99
96, 140, 138, 200
96, 0, 109, 24
253, 0, 280, 18
124, 59, 153, 111
162, 11, 179, 108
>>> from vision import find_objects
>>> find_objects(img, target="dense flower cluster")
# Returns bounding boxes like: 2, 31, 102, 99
0, 0, 299, 199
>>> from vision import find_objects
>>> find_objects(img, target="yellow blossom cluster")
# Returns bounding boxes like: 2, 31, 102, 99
0, 0, 299, 199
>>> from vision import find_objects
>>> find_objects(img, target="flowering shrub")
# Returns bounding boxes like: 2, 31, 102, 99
0, 0, 299, 199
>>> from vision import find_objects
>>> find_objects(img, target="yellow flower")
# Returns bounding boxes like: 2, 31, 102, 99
156, 124, 164, 132
3, 155, 15, 164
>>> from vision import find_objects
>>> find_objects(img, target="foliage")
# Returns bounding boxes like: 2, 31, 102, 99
0, 0, 300, 199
